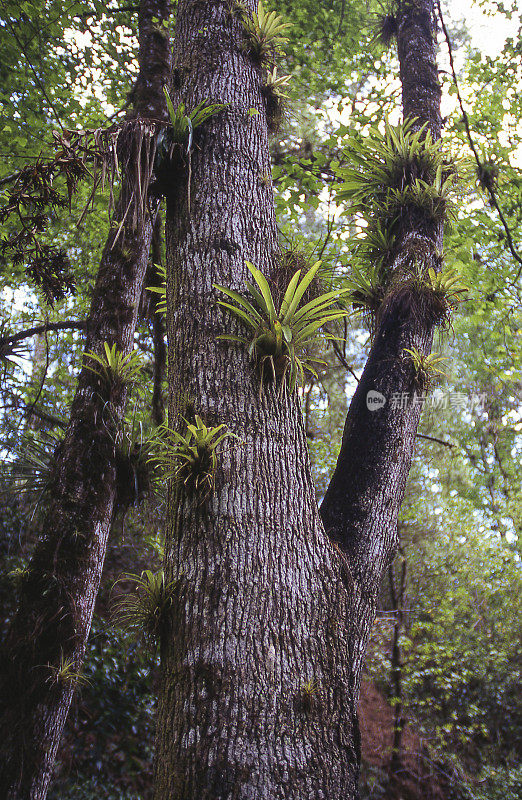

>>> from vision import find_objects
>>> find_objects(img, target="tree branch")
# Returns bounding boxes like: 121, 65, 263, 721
2, 17, 65, 132
21, 403, 66, 428
74, 4, 140, 19
416, 432, 455, 448
0, 320, 86, 349
331, 339, 360, 383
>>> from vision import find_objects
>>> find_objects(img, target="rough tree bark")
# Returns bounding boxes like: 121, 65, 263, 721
150, 0, 443, 797
151, 214, 167, 426
320, 0, 442, 674
0, 2, 170, 797
152, 1, 358, 797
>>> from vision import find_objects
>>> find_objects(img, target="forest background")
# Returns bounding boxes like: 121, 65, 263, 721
0, 0, 521, 797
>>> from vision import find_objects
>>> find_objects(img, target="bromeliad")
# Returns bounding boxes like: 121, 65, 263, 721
215, 260, 350, 394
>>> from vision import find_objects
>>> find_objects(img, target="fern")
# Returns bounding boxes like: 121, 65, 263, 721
427, 265, 468, 308
334, 119, 467, 331
4, 432, 60, 511
382, 167, 460, 226
113, 569, 175, 645
403, 347, 447, 389
354, 223, 396, 270
337, 118, 461, 216
336, 118, 466, 244
46, 653, 91, 687
146, 263, 167, 315
344, 263, 387, 316
84, 342, 143, 390
374, 11, 398, 47
265, 66, 291, 96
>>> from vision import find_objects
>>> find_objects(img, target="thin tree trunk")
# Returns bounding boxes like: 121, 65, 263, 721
152, 2, 359, 797
0, 3, 170, 797
152, 0, 444, 798
151, 214, 167, 427
320, 0, 443, 679
24, 332, 48, 432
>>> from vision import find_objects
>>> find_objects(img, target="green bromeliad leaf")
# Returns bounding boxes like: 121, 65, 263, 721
214, 260, 350, 393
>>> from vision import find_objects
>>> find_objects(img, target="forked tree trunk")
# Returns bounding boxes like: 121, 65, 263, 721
153, 0, 443, 796
153, 1, 359, 797
0, 2, 170, 797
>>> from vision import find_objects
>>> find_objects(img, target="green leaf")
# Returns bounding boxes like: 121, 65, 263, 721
279, 268, 302, 317
246, 261, 276, 323
281, 261, 322, 323
216, 301, 258, 329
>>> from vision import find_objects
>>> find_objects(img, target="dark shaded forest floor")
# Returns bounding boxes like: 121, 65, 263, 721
359, 679, 452, 800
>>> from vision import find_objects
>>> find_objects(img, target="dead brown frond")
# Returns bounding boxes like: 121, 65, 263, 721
0, 137, 85, 302
0, 120, 162, 303
112, 119, 159, 237
374, 13, 398, 46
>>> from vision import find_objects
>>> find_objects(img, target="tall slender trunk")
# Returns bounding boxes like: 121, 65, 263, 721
152, 0, 444, 798
0, 3, 170, 797
24, 332, 48, 432
320, 0, 442, 672
151, 214, 167, 427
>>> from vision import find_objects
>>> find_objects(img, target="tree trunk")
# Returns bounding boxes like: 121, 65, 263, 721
151, 214, 167, 426
320, 0, 442, 665
153, 2, 359, 798
151, 0, 443, 798
0, 3, 170, 797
